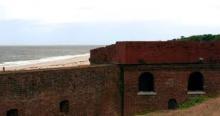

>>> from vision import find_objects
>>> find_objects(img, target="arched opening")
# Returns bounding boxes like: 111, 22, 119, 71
138, 72, 154, 92
60, 100, 69, 113
168, 99, 178, 109
188, 72, 204, 91
7, 109, 18, 116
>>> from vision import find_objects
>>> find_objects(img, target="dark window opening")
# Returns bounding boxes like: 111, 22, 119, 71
60, 100, 69, 113
188, 72, 204, 91
7, 109, 18, 116
168, 99, 178, 109
139, 72, 154, 92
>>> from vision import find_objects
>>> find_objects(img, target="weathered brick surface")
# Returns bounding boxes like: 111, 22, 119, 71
1, 63, 220, 116
0, 65, 121, 116
123, 64, 220, 116
2, 41, 220, 116
90, 41, 220, 64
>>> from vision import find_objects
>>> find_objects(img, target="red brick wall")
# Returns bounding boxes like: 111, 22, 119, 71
1, 63, 220, 116
90, 42, 127, 64
123, 64, 220, 116
0, 65, 121, 116
90, 41, 220, 64
90, 44, 118, 64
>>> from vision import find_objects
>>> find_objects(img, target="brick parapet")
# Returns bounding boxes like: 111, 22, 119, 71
90, 41, 220, 64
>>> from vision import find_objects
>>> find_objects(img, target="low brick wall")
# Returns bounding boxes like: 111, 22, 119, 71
0, 65, 121, 116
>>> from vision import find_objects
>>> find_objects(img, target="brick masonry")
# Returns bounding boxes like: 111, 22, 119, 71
90, 41, 220, 64
0, 65, 121, 116
2, 41, 220, 116
123, 64, 220, 116
1, 63, 220, 116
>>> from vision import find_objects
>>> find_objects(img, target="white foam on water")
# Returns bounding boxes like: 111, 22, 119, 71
0, 53, 90, 67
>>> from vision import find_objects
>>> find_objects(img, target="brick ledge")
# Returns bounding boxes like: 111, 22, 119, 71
187, 91, 206, 95
137, 91, 157, 96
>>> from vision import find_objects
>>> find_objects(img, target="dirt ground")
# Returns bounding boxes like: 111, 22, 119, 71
143, 97, 220, 116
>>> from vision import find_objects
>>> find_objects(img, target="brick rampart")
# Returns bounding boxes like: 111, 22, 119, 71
2, 41, 220, 116
90, 41, 220, 64
0, 65, 121, 116
1, 63, 220, 116
123, 64, 220, 116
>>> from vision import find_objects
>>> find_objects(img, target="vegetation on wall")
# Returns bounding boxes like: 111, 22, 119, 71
172, 34, 220, 41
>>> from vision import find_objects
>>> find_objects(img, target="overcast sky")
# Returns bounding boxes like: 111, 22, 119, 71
0, 0, 220, 45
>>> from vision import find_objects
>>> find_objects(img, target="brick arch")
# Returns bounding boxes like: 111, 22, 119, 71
7, 109, 18, 116
138, 72, 154, 92
168, 99, 178, 109
188, 72, 204, 91
60, 100, 69, 113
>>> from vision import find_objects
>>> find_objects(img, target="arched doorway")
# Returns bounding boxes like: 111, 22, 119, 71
168, 99, 178, 109
7, 109, 18, 116
138, 72, 154, 92
188, 72, 204, 91
60, 100, 69, 113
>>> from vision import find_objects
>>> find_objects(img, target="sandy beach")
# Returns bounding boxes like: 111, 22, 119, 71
0, 53, 90, 72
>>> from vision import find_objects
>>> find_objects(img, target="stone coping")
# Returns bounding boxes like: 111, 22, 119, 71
137, 91, 157, 96
187, 91, 206, 95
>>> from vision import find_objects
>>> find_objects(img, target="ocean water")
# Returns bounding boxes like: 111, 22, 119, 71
0, 45, 100, 67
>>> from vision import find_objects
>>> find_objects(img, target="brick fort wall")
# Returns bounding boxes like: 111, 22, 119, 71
0, 65, 121, 116
90, 41, 220, 64
123, 64, 220, 116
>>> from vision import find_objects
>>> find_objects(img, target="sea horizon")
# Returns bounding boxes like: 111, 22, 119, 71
0, 45, 101, 67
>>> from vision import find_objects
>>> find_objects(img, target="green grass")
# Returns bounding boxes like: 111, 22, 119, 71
179, 96, 210, 109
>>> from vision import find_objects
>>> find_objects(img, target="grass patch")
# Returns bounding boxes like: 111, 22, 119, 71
179, 96, 210, 109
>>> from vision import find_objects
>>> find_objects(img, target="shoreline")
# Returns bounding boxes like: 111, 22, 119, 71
0, 54, 90, 72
